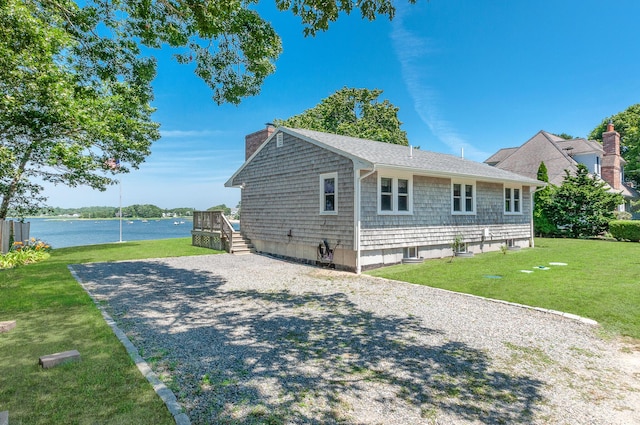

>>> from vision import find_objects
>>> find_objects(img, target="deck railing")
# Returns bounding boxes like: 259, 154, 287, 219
192, 211, 235, 252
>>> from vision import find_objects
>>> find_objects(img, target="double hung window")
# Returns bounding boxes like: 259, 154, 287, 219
378, 175, 412, 214
320, 172, 338, 214
504, 186, 521, 214
452, 181, 475, 214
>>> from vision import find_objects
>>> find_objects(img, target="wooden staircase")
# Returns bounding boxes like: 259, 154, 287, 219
230, 232, 255, 255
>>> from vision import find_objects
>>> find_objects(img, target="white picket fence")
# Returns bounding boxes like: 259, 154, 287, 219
0, 220, 31, 254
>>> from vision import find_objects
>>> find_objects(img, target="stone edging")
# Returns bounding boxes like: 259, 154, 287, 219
68, 265, 190, 425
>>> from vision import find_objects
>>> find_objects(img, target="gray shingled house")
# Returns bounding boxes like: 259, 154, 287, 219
485, 124, 638, 212
225, 126, 543, 272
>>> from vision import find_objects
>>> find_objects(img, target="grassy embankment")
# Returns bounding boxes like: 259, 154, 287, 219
368, 238, 640, 340
0, 238, 218, 424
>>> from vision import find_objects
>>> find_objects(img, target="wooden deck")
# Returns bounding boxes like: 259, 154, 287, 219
191, 211, 253, 254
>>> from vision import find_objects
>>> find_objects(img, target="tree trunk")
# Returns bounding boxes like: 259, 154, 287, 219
0, 145, 33, 220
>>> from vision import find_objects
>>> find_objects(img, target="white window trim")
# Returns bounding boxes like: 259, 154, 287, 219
504, 185, 522, 215
451, 180, 476, 215
377, 174, 413, 215
403, 246, 419, 259
319, 172, 338, 215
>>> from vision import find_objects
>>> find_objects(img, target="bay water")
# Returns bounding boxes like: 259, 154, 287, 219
24, 217, 193, 248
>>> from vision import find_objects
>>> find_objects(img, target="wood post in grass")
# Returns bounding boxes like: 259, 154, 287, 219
39, 350, 81, 369
0, 321, 16, 333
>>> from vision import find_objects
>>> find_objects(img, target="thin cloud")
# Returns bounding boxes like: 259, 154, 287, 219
390, 8, 490, 161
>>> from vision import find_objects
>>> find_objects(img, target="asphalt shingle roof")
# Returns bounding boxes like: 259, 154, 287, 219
483, 130, 638, 198
484, 131, 577, 185
287, 128, 543, 185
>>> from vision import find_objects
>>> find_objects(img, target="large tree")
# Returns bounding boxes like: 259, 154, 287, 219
589, 104, 640, 186
26, 0, 409, 106
1, 0, 413, 219
274, 87, 409, 145
541, 164, 623, 238
0, 0, 158, 219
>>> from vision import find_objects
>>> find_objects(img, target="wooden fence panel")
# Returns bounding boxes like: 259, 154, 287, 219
13, 221, 30, 245
0, 220, 31, 254
1, 221, 11, 254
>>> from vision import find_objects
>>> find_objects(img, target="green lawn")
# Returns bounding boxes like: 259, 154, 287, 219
368, 238, 640, 339
2, 237, 638, 423
0, 238, 219, 425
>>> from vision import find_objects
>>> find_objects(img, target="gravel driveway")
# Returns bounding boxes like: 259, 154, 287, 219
71, 254, 640, 425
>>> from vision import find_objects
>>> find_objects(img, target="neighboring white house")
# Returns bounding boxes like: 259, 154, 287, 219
226, 126, 544, 272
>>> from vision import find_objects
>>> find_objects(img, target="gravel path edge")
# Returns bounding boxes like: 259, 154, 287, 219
367, 274, 600, 327
68, 265, 190, 425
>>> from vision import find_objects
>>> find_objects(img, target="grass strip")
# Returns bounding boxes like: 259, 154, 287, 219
0, 237, 219, 424
367, 238, 640, 339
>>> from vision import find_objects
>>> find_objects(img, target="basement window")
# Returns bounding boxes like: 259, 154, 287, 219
403, 246, 418, 258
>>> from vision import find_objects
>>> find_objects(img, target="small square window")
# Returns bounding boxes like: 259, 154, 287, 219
403, 246, 418, 258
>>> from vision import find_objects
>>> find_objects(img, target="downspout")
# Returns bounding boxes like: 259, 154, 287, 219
354, 165, 377, 274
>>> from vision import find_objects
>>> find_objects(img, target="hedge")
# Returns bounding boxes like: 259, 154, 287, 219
609, 220, 640, 242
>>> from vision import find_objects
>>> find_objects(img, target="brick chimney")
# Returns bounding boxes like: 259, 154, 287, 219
245, 123, 276, 160
601, 120, 622, 190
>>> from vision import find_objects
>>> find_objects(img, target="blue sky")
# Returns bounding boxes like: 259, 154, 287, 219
45, 0, 640, 210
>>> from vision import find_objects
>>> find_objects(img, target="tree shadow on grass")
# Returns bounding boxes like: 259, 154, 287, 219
74, 261, 544, 424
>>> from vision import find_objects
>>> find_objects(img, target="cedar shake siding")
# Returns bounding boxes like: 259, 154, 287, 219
358, 174, 533, 269
230, 132, 356, 270
227, 127, 543, 272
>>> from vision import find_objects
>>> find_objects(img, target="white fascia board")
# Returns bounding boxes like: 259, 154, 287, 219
373, 164, 545, 187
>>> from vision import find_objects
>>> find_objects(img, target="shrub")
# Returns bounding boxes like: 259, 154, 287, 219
614, 210, 633, 220
609, 220, 640, 242
0, 237, 52, 269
